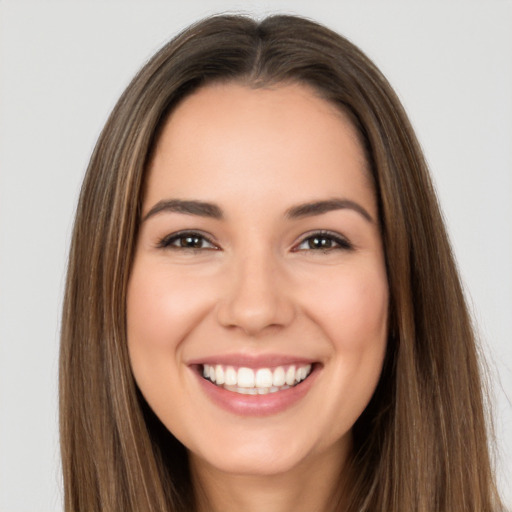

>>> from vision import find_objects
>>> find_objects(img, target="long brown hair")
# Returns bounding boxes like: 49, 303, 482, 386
60, 14, 503, 511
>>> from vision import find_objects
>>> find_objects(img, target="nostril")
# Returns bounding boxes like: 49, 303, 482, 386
214, 262, 296, 334
215, 295, 296, 336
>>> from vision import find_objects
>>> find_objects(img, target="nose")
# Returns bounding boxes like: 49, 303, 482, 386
216, 249, 295, 336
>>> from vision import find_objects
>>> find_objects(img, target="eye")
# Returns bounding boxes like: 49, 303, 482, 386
157, 231, 218, 251
294, 231, 352, 252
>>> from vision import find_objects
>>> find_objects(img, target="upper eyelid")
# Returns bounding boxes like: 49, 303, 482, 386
155, 229, 352, 250
293, 230, 352, 248
157, 230, 218, 249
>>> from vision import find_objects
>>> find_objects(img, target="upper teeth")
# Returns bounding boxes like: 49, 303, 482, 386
202, 363, 312, 392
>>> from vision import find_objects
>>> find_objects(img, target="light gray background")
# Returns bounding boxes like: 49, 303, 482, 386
1, 1, 511, 510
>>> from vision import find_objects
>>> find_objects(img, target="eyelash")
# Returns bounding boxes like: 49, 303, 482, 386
156, 230, 353, 252
157, 231, 218, 251
293, 230, 353, 252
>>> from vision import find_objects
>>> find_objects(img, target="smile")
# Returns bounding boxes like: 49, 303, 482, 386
202, 363, 313, 395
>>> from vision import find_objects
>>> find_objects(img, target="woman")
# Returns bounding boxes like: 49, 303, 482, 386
59, 14, 503, 512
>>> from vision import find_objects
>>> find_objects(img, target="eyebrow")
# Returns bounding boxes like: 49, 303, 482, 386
142, 199, 223, 222
285, 198, 374, 223
142, 197, 373, 223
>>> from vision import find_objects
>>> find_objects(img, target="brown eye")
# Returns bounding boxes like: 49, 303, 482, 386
307, 236, 335, 249
178, 235, 205, 248
158, 231, 218, 250
295, 231, 352, 252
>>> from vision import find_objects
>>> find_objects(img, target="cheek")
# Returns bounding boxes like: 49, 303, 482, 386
308, 265, 388, 426
128, 262, 204, 342
126, 259, 223, 436
305, 265, 389, 351
126, 260, 213, 380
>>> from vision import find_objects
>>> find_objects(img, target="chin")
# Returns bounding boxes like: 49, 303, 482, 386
188, 428, 332, 478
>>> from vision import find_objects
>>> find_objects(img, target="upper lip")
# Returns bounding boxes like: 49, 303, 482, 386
187, 353, 318, 368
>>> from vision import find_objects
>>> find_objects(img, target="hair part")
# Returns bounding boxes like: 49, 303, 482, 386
60, 14, 503, 511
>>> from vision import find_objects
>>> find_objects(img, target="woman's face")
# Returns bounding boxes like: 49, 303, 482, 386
127, 82, 388, 478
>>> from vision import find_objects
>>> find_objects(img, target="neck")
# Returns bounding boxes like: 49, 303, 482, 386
190, 440, 351, 512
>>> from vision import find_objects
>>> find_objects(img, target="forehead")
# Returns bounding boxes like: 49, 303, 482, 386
144, 82, 374, 216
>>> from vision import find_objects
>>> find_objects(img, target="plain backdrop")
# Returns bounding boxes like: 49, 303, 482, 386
0, 1, 511, 510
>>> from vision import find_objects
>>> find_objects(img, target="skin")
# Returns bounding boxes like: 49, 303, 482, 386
127, 82, 389, 512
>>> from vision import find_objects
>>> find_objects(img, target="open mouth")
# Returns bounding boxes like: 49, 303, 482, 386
200, 363, 314, 395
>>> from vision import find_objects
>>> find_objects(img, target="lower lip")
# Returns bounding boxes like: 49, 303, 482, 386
193, 365, 319, 417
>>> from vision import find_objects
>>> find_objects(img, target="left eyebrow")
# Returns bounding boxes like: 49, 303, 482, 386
285, 198, 374, 223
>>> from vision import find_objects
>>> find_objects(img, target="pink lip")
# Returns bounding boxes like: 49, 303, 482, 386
190, 363, 320, 417
187, 353, 316, 368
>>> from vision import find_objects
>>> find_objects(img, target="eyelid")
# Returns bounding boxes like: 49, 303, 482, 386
292, 230, 353, 252
155, 229, 352, 252
156, 230, 220, 250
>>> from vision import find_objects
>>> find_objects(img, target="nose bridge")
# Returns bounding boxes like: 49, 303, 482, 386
216, 243, 294, 335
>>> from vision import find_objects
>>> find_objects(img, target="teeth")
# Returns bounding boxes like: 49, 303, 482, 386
237, 367, 255, 388
225, 366, 237, 386
215, 365, 225, 385
224, 384, 291, 395
256, 368, 273, 388
297, 365, 311, 382
202, 363, 313, 393
272, 366, 285, 386
285, 366, 296, 386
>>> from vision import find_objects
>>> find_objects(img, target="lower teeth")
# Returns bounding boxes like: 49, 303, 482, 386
222, 384, 291, 395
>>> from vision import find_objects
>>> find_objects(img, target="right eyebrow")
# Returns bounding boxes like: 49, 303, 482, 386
142, 199, 224, 222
